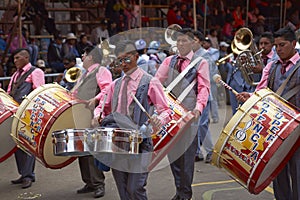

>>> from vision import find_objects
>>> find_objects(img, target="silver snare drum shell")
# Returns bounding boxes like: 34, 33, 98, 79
52, 129, 95, 156
93, 128, 142, 154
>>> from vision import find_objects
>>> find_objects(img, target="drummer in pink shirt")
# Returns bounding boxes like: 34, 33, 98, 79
95, 40, 171, 200
237, 26, 300, 200
155, 28, 210, 200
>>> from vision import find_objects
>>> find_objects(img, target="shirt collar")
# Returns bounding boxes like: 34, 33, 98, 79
266, 50, 274, 59
277, 51, 300, 65
123, 67, 141, 81
87, 63, 100, 73
21, 63, 32, 72
179, 51, 193, 61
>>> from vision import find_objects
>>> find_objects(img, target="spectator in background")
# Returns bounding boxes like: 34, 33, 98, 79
167, 3, 185, 26
222, 14, 234, 41
134, 39, 149, 73
47, 34, 64, 73
62, 33, 80, 58
0, 30, 6, 52
76, 33, 93, 56
232, 5, 244, 29
207, 28, 219, 49
90, 19, 110, 45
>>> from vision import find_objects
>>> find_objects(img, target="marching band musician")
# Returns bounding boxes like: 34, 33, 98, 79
94, 40, 172, 200
8, 48, 45, 189
155, 28, 210, 200
72, 45, 112, 198
236, 26, 300, 200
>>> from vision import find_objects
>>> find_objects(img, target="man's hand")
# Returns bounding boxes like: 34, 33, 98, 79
149, 115, 162, 129
193, 109, 201, 118
236, 92, 251, 102
250, 64, 263, 73
91, 116, 100, 128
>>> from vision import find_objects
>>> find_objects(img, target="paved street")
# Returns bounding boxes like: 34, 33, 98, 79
0, 104, 275, 200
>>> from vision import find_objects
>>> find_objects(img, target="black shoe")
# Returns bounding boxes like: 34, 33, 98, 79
77, 185, 95, 194
171, 194, 191, 200
94, 187, 105, 198
205, 152, 212, 163
195, 156, 204, 162
22, 179, 32, 189
11, 177, 23, 184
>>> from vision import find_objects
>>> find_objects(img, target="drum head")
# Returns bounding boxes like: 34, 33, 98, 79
11, 83, 93, 169
0, 117, 17, 162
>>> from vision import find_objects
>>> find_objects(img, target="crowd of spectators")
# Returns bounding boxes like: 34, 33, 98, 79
0, 0, 299, 78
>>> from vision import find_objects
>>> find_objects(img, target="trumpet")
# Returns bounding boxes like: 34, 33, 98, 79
65, 67, 82, 83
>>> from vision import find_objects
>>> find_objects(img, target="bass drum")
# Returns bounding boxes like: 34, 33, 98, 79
212, 88, 300, 194
11, 84, 93, 169
0, 89, 19, 162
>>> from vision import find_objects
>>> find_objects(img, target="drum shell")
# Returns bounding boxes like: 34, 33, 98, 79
52, 129, 95, 156
0, 89, 19, 162
212, 88, 300, 194
93, 128, 141, 154
11, 84, 93, 169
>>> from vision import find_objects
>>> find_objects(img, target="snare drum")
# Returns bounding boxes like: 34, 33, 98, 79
11, 84, 93, 169
93, 127, 142, 154
0, 89, 19, 162
212, 88, 300, 194
52, 129, 95, 156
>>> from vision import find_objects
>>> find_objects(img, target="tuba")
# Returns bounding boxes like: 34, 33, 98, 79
65, 67, 82, 83
165, 24, 182, 54
233, 28, 264, 86
216, 28, 264, 86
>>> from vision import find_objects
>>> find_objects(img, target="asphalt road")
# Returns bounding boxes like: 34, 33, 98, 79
0, 104, 275, 200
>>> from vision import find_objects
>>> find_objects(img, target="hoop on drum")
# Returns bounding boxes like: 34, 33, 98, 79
212, 88, 300, 194
0, 89, 19, 162
11, 84, 93, 169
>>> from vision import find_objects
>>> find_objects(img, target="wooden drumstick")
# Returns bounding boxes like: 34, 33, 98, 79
130, 92, 151, 119
213, 74, 239, 96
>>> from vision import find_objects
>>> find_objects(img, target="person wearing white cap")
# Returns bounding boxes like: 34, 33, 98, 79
62, 33, 80, 57
147, 40, 167, 75
134, 39, 149, 74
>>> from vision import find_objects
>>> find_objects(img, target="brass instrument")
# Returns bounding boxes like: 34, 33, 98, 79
99, 39, 116, 66
165, 24, 182, 54
216, 28, 264, 86
65, 67, 82, 83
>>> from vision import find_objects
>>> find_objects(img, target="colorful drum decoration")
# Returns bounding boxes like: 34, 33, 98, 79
0, 89, 19, 163
150, 91, 194, 170
11, 84, 93, 169
212, 88, 300, 194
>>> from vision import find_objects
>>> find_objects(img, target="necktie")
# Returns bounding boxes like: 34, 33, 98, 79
176, 57, 186, 73
281, 61, 291, 74
120, 76, 131, 115
262, 56, 268, 66
14, 69, 23, 83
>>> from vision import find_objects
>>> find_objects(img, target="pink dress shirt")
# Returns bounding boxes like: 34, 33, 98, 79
155, 51, 210, 114
72, 63, 112, 99
256, 52, 300, 91
94, 67, 172, 125
7, 63, 45, 94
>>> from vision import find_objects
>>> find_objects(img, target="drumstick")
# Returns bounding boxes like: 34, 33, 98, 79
98, 94, 107, 121
130, 92, 151, 119
213, 74, 239, 96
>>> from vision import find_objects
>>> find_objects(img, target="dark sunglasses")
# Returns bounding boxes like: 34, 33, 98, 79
63, 62, 70, 65
116, 55, 133, 66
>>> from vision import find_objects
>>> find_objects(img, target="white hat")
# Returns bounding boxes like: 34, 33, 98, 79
36, 59, 45, 68
66, 33, 77, 40
220, 41, 229, 47
147, 41, 160, 54
135, 39, 146, 50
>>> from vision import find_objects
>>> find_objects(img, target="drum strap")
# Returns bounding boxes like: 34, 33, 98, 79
276, 61, 300, 99
177, 79, 197, 103
165, 56, 203, 93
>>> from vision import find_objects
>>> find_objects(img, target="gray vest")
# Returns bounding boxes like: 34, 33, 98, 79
76, 65, 101, 101
112, 73, 153, 127
268, 61, 300, 108
165, 55, 201, 110
10, 67, 36, 104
